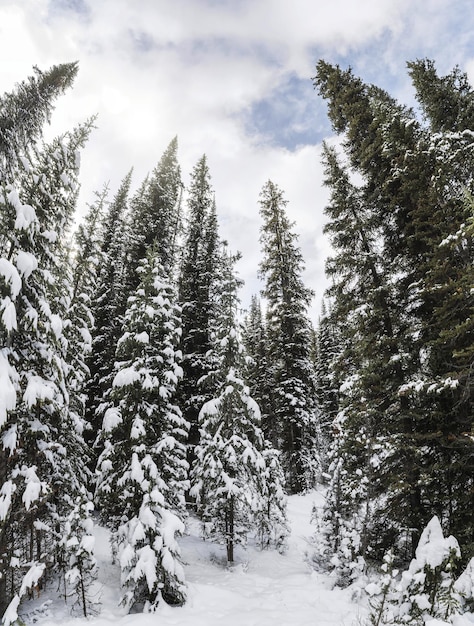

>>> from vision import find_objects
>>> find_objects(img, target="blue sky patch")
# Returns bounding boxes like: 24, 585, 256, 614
48, 0, 89, 17
243, 73, 332, 150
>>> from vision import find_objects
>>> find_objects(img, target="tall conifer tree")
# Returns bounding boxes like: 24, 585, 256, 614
314, 59, 474, 564
190, 246, 287, 561
258, 180, 322, 493
0, 64, 95, 622
86, 172, 132, 447
95, 250, 188, 611
178, 155, 220, 451
125, 137, 182, 288
242, 295, 274, 439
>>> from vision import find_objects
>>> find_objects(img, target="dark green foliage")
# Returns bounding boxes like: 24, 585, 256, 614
126, 137, 182, 284
85, 172, 132, 447
258, 180, 322, 493
190, 246, 287, 561
66, 186, 108, 442
177, 156, 220, 449
0, 63, 79, 181
242, 295, 275, 443
314, 58, 474, 568
314, 300, 340, 442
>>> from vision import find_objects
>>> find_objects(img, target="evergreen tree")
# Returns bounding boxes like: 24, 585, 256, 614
394, 517, 461, 624
0, 64, 95, 622
254, 445, 289, 551
314, 59, 474, 565
0, 63, 78, 181
258, 180, 322, 493
86, 172, 132, 447
178, 155, 220, 451
95, 250, 188, 611
65, 186, 108, 440
190, 246, 287, 561
242, 295, 274, 442
125, 137, 183, 287
314, 299, 340, 443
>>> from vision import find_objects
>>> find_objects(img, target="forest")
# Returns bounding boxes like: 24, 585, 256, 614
0, 59, 472, 625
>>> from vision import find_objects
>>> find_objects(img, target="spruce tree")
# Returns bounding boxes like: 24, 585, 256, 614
125, 137, 182, 289
314, 59, 474, 565
258, 180, 322, 493
95, 250, 188, 610
0, 64, 95, 622
65, 186, 108, 440
190, 246, 287, 561
86, 172, 132, 447
314, 299, 339, 443
242, 295, 274, 442
0, 63, 78, 182
178, 155, 220, 452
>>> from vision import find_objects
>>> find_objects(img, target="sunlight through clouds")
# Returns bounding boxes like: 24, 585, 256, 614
1, 0, 474, 316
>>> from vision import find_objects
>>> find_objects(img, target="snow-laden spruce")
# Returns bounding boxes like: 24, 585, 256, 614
95, 251, 189, 611
363, 516, 474, 625
258, 180, 323, 494
190, 246, 288, 562
0, 63, 97, 625
65, 185, 109, 438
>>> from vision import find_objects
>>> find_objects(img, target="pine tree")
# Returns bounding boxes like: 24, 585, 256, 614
258, 180, 322, 493
125, 137, 182, 288
0, 64, 95, 622
178, 155, 220, 452
65, 186, 108, 440
85, 172, 132, 448
393, 517, 462, 624
0, 63, 78, 181
254, 445, 289, 551
314, 299, 339, 442
190, 246, 287, 562
95, 250, 188, 611
314, 59, 474, 565
242, 295, 275, 443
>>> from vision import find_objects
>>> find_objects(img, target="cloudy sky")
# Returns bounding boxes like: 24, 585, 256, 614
1, 0, 473, 318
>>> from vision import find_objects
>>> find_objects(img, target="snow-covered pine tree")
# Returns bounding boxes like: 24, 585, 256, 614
315, 299, 340, 445
258, 180, 322, 494
254, 445, 289, 552
242, 295, 275, 446
95, 249, 188, 611
0, 64, 95, 623
455, 556, 474, 614
125, 137, 182, 290
190, 246, 287, 562
85, 171, 132, 448
314, 59, 474, 564
0, 63, 78, 182
393, 516, 462, 624
90, 141, 183, 456
178, 155, 220, 454
59, 496, 98, 617
313, 66, 424, 569
66, 186, 108, 441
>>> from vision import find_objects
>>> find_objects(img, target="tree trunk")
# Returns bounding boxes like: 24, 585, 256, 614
226, 496, 234, 563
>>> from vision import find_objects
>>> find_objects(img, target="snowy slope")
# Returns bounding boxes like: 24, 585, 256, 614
21, 491, 362, 626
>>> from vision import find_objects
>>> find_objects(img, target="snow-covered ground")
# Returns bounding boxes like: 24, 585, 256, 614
17, 490, 474, 626
20, 491, 362, 626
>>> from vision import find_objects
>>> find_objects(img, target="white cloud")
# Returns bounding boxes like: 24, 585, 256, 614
1, 0, 474, 318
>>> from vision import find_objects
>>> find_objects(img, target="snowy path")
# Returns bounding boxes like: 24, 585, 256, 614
177, 492, 358, 626
31, 492, 361, 626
